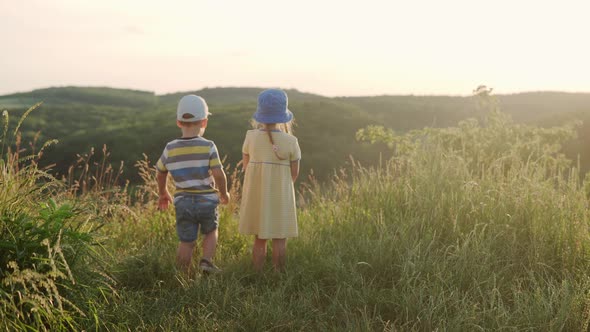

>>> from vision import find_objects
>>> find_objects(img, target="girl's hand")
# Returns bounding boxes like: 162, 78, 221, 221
158, 192, 172, 210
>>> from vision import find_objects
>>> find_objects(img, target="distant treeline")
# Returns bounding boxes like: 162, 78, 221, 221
1, 87, 589, 183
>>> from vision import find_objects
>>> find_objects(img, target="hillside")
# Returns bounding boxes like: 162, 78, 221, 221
4, 107, 590, 330
0, 87, 385, 182
0, 86, 157, 108
1, 87, 590, 183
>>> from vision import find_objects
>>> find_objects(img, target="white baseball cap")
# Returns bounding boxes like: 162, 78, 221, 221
177, 95, 210, 122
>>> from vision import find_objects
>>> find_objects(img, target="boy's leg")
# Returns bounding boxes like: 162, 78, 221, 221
253, 236, 267, 271
198, 198, 219, 270
177, 241, 196, 274
271, 238, 287, 272
175, 195, 199, 274
201, 228, 218, 262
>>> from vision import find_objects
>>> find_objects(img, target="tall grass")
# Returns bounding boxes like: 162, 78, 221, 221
297, 147, 590, 329
0, 105, 111, 331
86, 109, 590, 330
3, 101, 590, 330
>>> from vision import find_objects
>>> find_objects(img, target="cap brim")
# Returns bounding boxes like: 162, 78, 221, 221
176, 112, 212, 122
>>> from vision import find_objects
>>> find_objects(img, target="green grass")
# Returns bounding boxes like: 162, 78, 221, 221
94, 153, 590, 330
3, 104, 590, 330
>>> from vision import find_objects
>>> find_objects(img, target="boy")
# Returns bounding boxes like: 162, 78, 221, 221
156, 95, 230, 274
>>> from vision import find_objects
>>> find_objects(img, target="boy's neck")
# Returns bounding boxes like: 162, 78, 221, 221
264, 124, 279, 130
181, 127, 203, 138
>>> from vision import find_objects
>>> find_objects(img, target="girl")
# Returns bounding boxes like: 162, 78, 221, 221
238, 89, 301, 271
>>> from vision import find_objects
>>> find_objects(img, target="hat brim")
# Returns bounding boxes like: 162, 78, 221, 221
253, 109, 293, 124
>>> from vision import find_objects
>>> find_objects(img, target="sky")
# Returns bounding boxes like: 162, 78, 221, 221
1, 0, 589, 97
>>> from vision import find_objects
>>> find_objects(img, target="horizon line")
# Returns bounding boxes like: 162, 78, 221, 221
2, 84, 590, 99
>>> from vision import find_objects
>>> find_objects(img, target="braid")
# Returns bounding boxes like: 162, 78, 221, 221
265, 128, 286, 160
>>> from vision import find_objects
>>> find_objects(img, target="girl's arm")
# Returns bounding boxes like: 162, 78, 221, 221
242, 153, 250, 171
290, 160, 299, 182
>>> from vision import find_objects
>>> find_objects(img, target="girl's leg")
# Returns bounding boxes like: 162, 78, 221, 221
271, 238, 287, 272
252, 236, 267, 271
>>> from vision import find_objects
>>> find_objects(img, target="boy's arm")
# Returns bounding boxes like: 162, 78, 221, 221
290, 160, 299, 183
211, 168, 230, 205
156, 170, 172, 210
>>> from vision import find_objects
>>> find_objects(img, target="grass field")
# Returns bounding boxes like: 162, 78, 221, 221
2, 106, 590, 331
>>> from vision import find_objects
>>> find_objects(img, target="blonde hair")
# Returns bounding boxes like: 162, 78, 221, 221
250, 119, 295, 160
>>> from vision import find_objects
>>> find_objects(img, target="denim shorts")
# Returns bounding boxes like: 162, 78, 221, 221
174, 194, 219, 242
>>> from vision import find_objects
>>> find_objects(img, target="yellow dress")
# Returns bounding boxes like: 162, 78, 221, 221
238, 129, 301, 239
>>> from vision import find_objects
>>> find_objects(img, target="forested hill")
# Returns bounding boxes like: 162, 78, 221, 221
1, 87, 590, 182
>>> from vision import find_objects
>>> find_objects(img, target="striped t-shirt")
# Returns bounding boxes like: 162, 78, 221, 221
156, 136, 223, 196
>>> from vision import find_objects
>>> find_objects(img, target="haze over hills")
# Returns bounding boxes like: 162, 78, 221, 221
0, 86, 328, 108
1, 86, 590, 183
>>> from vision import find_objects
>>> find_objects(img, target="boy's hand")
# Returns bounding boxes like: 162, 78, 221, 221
211, 168, 230, 205
158, 192, 172, 210
219, 192, 230, 205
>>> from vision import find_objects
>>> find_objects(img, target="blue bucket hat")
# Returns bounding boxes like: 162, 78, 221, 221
253, 89, 293, 124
